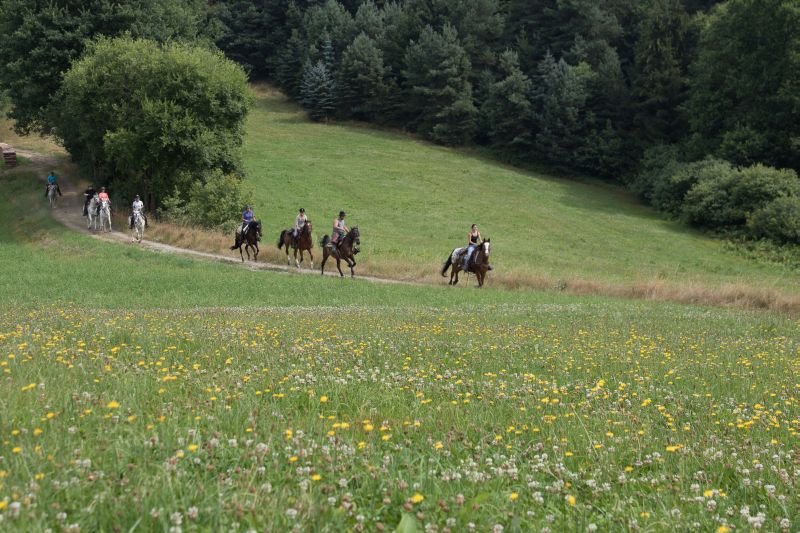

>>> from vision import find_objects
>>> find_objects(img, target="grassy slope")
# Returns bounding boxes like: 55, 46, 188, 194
243, 86, 797, 293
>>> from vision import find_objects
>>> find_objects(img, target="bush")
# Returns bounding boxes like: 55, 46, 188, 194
748, 196, 800, 244
682, 163, 800, 229
159, 170, 245, 230
629, 145, 683, 206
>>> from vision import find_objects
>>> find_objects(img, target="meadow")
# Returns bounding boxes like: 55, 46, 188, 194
1, 159, 799, 531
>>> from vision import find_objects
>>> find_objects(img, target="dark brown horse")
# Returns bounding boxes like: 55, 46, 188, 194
441, 239, 491, 287
320, 226, 360, 277
278, 221, 314, 269
231, 220, 262, 262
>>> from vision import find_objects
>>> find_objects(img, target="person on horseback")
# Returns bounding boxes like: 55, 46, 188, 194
238, 205, 255, 238
129, 195, 146, 229
331, 211, 348, 249
83, 184, 96, 216
45, 170, 62, 197
292, 208, 307, 246
462, 224, 481, 272
96, 187, 110, 215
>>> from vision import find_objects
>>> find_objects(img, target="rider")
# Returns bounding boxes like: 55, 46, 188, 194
292, 208, 307, 246
96, 186, 110, 216
462, 224, 481, 272
45, 170, 62, 197
239, 205, 255, 238
129, 195, 146, 229
331, 211, 348, 248
82, 184, 96, 216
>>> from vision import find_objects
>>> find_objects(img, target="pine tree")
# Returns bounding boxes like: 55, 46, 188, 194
403, 24, 477, 144
275, 29, 307, 98
481, 50, 533, 159
340, 33, 389, 120
300, 60, 338, 122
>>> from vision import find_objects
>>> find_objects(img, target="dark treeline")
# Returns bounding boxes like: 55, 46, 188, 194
210, 0, 800, 244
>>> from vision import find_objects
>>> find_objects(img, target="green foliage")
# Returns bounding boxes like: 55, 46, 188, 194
275, 29, 308, 98
403, 24, 477, 145
300, 61, 338, 122
0, 0, 213, 134
481, 50, 533, 159
682, 163, 800, 229
210, 0, 273, 78
748, 196, 800, 245
160, 169, 244, 230
53, 37, 251, 209
685, 0, 800, 169
340, 33, 390, 120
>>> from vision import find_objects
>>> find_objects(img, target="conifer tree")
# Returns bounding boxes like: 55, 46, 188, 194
481, 50, 533, 159
340, 33, 389, 120
300, 60, 338, 122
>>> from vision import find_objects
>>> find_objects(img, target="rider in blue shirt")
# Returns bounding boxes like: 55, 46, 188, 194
45, 170, 62, 197
240, 205, 255, 236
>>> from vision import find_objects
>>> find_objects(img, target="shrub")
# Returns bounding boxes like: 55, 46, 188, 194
160, 170, 244, 230
682, 163, 800, 229
748, 196, 800, 244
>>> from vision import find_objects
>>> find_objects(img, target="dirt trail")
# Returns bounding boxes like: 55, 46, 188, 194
19, 149, 412, 285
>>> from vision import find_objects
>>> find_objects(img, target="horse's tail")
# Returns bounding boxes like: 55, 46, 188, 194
278, 230, 287, 249
441, 252, 453, 277
321, 235, 330, 248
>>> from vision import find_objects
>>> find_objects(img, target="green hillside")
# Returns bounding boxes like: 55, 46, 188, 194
243, 86, 797, 300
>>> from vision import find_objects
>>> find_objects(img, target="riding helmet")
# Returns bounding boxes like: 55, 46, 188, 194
299, 208, 305, 213
339, 211, 346, 217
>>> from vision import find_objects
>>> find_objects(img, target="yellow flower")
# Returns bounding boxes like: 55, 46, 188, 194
717, 527, 730, 533
34, 473, 45, 480
434, 441, 443, 449
289, 456, 298, 463
106, 401, 120, 409
320, 395, 328, 403
311, 474, 321, 481
363, 423, 374, 432
509, 492, 519, 501
33, 428, 43, 436
666, 444, 682, 452
624, 466, 633, 472
410, 493, 424, 504
565, 451, 573, 457
11, 447, 21, 454
0, 501, 7, 510
187, 444, 198, 452
566, 495, 576, 506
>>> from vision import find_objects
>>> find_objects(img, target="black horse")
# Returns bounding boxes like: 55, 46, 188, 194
231, 220, 262, 262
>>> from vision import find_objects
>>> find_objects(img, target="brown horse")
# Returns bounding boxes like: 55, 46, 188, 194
231, 220, 262, 262
441, 239, 491, 287
320, 226, 360, 277
278, 221, 314, 269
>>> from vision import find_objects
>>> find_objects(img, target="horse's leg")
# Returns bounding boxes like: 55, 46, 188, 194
294, 248, 299, 268
336, 257, 344, 277
239, 245, 244, 262
320, 250, 328, 274
308, 249, 314, 270
285, 240, 291, 265
254, 242, 259, 261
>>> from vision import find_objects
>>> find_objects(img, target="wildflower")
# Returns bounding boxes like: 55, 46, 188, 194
566, 495, 576, 506
410, 493, 424, 504
509, 492, 519, 501
717, 527, 730, 533
106, 401, 120, 409
320, 396, 328, 403
187, 444, 198, 452
434, 441, 443, 449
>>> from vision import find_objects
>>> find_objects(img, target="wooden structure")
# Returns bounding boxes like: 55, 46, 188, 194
0, 143, 16, 168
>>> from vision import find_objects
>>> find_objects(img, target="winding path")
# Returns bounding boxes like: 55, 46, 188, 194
20, 149, 411, 285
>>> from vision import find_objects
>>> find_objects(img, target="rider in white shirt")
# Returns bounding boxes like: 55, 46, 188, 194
129, 195, 146, 228
292, 208, 307, 245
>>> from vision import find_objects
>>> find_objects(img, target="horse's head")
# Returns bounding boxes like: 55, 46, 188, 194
350, 226, 360, 245
479, 239, 490, 260
254, 220, 262, 235
305, 220, 313, 233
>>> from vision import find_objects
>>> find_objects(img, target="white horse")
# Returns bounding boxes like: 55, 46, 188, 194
46, 184, 58, 208
86, 195, 99, 230
99, 200, 112, 232
131, 210, 145, 242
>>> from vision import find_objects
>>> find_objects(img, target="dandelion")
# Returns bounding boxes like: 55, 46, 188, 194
187, 444, 198, 452
410, 493, 424, 504
106, 401, 120, 409
566, 495, 576, 506
509, 492, 519, 501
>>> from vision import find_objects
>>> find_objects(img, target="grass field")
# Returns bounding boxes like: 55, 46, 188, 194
2, 159, 799, 531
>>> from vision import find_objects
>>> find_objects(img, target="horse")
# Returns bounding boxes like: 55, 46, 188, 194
441, 239, 491, 287
320, 226, 360, 278
86, 195, 100, 230
98, 200, 112, 232
231, 220, 262, 261
131, 210, 145, 242
278, 221, 314, 269
46, 184, 58, 208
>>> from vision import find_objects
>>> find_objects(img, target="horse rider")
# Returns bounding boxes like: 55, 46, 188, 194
462, 224, 481, 271
96, 186, 110, 215
129, 195, 146, 229
45, 170, 62, 197
238, 205, 255, 238
331, 211, 348, 249
292, 208, 307, 246
82, 184, 96, 216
